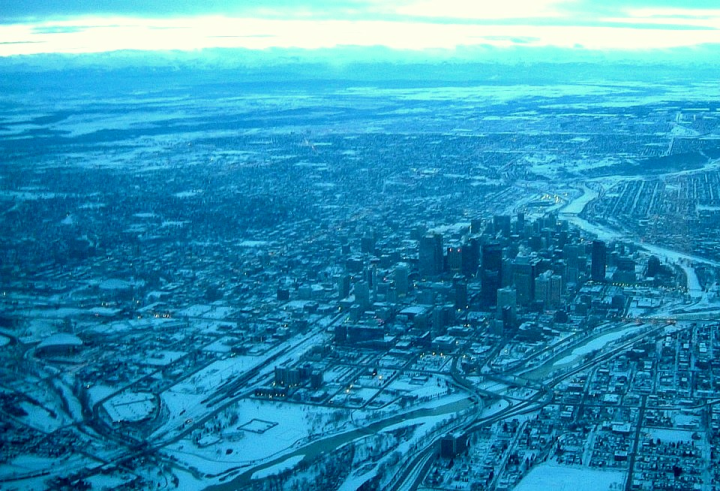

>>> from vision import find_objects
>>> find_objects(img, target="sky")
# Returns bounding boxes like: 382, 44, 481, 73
1, 0, 719, 57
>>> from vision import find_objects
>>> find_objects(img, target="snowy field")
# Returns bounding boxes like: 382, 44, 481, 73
514, 462, 625, 491
645, 428, 697, 443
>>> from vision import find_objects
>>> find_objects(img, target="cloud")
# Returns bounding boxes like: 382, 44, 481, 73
395, 0, 570, 20
3, 0, 720, 23
1, 0, 719, 57
32, 25, 91, 34
0, 0, 384, 22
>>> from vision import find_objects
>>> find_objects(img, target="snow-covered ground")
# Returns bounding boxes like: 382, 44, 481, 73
164, 400, 342, 471
645, 428, 696, 443
553, 324, 646, 367
102, 391, 156, 423
514, 462, 625, 491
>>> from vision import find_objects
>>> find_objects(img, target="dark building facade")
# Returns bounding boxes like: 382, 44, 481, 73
591, 240, 607, 282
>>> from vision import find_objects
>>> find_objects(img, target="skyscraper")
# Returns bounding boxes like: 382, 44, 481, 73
481, 242, 503, 306
535, 271, 550, 306
446, 245, 463, 274
354, 281, 370, 311
591, 240, 607, 282
335, 274, 351, 299
394, 263, 409, 296
497, 286, 517, 317
419, 233, 444, 277
493, 215, 511, 238
513, 255, 540, 306
461, 237, 479, 278
482, 242, 503, 273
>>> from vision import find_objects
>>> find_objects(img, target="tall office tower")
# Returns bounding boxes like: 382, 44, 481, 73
335, 274, 351, 299
591, 240, 607, 282
536, 271, 562, 308
481, 269, 501, 306
446, 245, 463, 274
497, 286, 517, 318
549, 274, 563, 307
501, 305, 515, 331
563, 244, 580, 268
354, 281, 370, 311
515, 212, 525, 235
552, 260, 567, 288
419, 233, 444, 277
394, 263, 409, 296
529, 234, 544, 252
481, 242, 503, 306
647, 255, 661, 278
461, 237, 480, 278
453, 280, 468, 310
493, 215, 511, 238
557, 230, 569, 249
471, 218, 484, 234
482, 242, 503, 273
432, 306, 454, 337
501, 258, 514, 287
534, 271, 550, 307
513, 255, 539, 306
366, 261, 378, 289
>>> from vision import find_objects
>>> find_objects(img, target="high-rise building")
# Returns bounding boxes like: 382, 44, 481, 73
563, 244, 580, 269
481, 242, 503, 306
481, 270, 501, 306
354, 281, 370, 311
501, 257, 514, 287
497, 286, 517, 318
513, 255, 539, 306
461, 237, 479, 278
591, 240, 607, 282
535, 272, 550, 306
493, 215, 512, 237
482, 242, 503, 273
515, 212, 525, 235
550, 274, 563, 307
446, 245, 463, 274
453, 279, 468, 310
419, 233, 444, 277
534, 270, 563, 309
335, 274, 351, 299
647, 255, 661, 277
394, 263, 409, 296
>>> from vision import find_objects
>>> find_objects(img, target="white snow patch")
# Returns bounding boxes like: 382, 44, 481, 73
554, 325, 644, 366
515, 462, 624, 491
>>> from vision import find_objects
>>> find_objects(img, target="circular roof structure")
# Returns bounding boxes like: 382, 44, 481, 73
37, 333, 83, 350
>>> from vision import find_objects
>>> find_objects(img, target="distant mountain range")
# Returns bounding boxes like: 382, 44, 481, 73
1, 44, 718, 85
